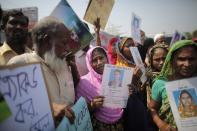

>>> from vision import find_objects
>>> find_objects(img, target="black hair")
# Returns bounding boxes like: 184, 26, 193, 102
151, 47, 168, 70
92, 47, 107, 55
151, 46, 168, 58
0, 5, 2, 34
0, 5, 2, 21
139, 38, 154, 61
1, 9, 29, 29
180, 90, 193, 100
92, 47, 107, 60
143, 38, 154, 52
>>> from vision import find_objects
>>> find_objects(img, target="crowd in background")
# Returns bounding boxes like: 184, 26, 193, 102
0, 6, 197, 131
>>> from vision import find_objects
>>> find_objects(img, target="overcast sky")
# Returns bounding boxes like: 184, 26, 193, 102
1, 0, 197, 37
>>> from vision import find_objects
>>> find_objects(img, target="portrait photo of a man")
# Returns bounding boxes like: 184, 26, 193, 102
108, 69, 124, 87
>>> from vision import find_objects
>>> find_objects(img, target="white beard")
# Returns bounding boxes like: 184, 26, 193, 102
44, 46, 66, 73
44, 45, 75, 105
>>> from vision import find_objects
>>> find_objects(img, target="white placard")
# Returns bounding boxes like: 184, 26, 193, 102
170, 31, 182, 47
84, 0, 115, 29
101, 64, 133, 108
131, 13, 141, 44
0, 64, 55, 131
166, 77, 197, 131
130, 47, 147, 84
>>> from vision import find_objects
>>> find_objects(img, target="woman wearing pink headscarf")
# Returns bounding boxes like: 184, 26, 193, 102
76, 46, 124, 131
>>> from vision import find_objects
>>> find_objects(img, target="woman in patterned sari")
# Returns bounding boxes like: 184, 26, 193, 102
146, 44, 169, 104
115, 37, 155, 130
116, 37, 136, 68
149, 40, 197, 131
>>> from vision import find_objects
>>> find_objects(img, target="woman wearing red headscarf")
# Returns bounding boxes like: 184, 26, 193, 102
107, 37, 118, 65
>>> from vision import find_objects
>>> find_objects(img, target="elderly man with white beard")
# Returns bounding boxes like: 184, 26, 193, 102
7, 16, 80, 126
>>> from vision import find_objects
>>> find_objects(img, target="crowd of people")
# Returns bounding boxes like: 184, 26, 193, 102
0, 6, 197, 131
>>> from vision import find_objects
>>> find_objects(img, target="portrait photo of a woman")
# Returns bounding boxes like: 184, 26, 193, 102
178, 89, 197, 118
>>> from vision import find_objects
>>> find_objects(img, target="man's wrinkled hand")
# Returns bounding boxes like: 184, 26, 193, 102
64, 105, 75, 124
